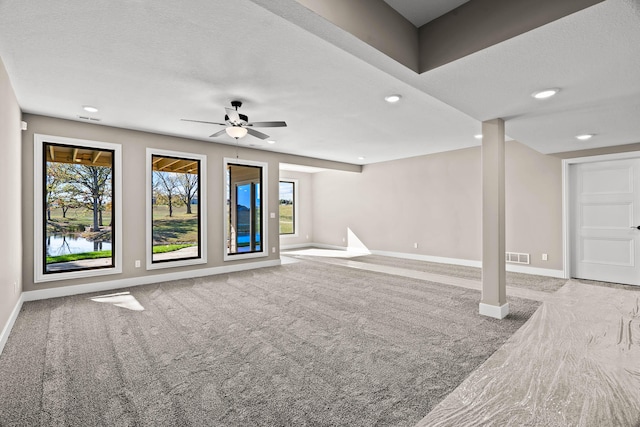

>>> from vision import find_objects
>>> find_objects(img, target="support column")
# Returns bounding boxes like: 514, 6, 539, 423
480, 119, 509, 319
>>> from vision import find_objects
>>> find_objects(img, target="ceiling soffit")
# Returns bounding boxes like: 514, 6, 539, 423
294, 0, 419, 72
382, 0, 470, 28
292, 0, 604, 73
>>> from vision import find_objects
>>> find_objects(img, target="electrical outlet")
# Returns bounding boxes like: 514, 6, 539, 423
542, 253, 548, 261
414, 242, 418, 249
14, 281, 18, 294
135, 260, 141, 268
272, 247, 276, 253
270, 212, 276, 219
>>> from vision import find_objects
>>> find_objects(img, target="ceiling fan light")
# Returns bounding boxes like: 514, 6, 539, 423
226, 126, 248, 139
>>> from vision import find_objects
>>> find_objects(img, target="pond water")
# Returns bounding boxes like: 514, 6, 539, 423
46, 234, 112, 256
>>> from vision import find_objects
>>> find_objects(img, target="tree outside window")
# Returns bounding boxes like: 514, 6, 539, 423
44, 143, 115, 274
151, 155, 201, 263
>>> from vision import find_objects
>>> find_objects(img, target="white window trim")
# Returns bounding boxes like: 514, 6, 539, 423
34, 134, 123, 283
279, 178, 299, 238
146, 148, 207, 270
223, 157, 269, 261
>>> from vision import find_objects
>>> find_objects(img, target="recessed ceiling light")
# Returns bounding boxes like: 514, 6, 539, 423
531, 88, 559, 99
576, 134, 594, 141
474, 134, 483, 139
267, 140, 276, 144
358, 156, 365, 160
82, 105, 99, 113
384, 94, 401, 103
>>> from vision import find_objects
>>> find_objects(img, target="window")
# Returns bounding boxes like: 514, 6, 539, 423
34, 134, 122, 282
146, 149, 207, 269
224, 158, 268, 260
279, 180, 296, 235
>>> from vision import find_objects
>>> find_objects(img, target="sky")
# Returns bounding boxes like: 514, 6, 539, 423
279, 181, 294, 201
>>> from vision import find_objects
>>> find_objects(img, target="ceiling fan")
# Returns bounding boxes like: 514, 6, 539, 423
181, 100, 287, 140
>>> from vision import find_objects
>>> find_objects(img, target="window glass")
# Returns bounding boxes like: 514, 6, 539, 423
43, 142, 115, 274
151, 155, 201, 263
279, 181, 295, 234
225, 161, 266, 258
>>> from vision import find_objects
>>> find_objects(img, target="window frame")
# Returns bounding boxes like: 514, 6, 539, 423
279, 179, 298, 237
223, 158, 269, 261
34, 134, 123, 283
146, 148, 207, 270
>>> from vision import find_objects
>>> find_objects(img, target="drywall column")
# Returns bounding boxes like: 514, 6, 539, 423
480, 118, 509, 319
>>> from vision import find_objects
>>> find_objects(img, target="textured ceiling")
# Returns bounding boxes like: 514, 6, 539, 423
0, 0, 638, 165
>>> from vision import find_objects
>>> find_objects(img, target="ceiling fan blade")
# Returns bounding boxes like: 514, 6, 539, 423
209, 129, 227, 138
181, 118, 226, 126
225, 107, 241, 124
246, 128, 270, 140
247, 121, 287, 128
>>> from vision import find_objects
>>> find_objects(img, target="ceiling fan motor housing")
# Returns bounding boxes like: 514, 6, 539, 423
225, 113, 249, 124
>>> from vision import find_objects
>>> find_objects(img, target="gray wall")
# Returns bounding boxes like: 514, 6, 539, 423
312, 147, 481, 260
311, 141, 563, 270
0, 57, 22, 333
506, 140, 562, 268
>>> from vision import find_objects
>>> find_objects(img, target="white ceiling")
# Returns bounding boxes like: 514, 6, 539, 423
0, 0, 638, 165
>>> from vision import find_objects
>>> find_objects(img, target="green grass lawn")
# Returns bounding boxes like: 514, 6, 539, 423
152, 204, 199, 247
47, 250, 112, 264
152, 243, 196, 254
47, 207, 112, 232
279, 204, 294, 234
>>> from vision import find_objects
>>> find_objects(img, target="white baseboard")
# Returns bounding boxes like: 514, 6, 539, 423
280, 243, 319, 250
23, 259, 281, 302
306, 243, 348, 251
368, 249, 565, 278
0, 293, 24, 356
301, 246, 565, 279
479, 302, 510, 319
504, 263, 565, 278
370, 249, 482, 268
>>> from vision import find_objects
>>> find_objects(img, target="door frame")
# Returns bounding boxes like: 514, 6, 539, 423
562, 151, 640, 280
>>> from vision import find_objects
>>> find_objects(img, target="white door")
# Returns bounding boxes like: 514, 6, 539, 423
571, 159, 640, 285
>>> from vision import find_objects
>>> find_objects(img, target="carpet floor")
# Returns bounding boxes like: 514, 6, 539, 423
0, 259, 540, 426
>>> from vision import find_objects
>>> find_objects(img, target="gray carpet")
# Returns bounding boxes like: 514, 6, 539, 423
349, 254, 567, 293
0, 260, 539, 426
